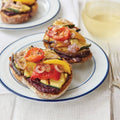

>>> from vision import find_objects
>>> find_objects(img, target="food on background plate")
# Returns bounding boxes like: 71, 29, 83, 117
0, 0, 38, 24
43, 18, 92, 63
9, 46, 72, 99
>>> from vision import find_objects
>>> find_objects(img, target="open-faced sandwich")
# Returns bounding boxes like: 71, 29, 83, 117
0, 0, 38, 24
9, 46, 72, 99
43, 19, 92, 63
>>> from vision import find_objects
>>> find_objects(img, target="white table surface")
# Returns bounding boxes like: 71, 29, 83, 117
0, 0, 120, 120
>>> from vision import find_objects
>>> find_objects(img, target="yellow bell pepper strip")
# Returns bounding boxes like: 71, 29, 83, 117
43, 59, 71, 74
14, 0, 35, 5
70, 29, 86, 44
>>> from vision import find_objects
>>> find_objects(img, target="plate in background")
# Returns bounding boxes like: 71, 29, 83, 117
0, 0, 60, 30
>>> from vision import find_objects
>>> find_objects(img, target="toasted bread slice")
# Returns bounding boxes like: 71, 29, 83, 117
9, 48, 72, 99
0, 2, 38, 24
43, 27, 92, 64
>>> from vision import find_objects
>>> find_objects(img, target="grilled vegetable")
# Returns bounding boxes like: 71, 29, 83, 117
50, 73, 66, 88
43, 59, 71, 74
7, 7, 20, 13
64, 24, 75, 28
78, 44, 91, 51
31, 64, 61, 81
40, 73, 67, 89
25, 47, 44, 62
47, 26, 70, 41
14, 0, 35, 5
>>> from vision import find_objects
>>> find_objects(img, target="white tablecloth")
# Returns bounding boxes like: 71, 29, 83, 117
0, 0, 116, 120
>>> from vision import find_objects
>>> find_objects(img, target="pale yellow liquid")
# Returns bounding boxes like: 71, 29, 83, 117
82, 1, 120, 39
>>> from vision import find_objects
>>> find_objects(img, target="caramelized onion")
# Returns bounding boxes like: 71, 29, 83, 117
54, 65, 64, 73
16, 50, 26, 57
35, 65, 45, 73
14, 50, 27, 70
71, 32, 75, 38
16, 57, 26, 69
68, 43, 80, 53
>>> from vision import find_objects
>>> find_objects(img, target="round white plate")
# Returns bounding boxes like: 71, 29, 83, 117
0, 33, 109, 102
0, 0, 60, 30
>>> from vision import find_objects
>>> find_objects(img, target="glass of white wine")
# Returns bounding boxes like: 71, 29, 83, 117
81, 0, 120, 39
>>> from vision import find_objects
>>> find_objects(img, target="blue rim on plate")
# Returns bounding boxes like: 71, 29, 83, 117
0, 0, 61, 30
0, 33, 109, 102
